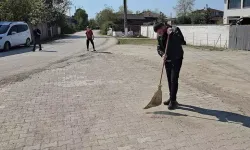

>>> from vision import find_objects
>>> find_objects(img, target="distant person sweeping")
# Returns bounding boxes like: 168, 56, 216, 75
85, 26, 96, 51
144, 23, 185, 110
33, 28, 42, 52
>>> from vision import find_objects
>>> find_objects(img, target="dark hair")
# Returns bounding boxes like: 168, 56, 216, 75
153, 23, 164, 32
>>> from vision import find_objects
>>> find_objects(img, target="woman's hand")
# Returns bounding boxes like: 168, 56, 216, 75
167, 28, 173, 35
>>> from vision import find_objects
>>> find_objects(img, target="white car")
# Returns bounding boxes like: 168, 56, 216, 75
0, 22, 32, 51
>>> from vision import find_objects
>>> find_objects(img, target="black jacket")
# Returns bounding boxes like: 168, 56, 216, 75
33, 29, 41, 39
157, 29, 184, 61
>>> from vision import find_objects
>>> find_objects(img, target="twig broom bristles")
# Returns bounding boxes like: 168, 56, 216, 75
144, 34, 170, 109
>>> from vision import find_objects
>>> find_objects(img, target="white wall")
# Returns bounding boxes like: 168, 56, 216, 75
141, 25, 230, 48
140, 26, 158, 39
112, 31, 124, 37
178, 25, 230, 47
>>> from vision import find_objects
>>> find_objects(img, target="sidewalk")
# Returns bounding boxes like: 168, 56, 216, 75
0, 44, 250, 150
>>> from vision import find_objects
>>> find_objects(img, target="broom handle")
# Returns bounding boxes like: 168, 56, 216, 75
159, 33, 170, 86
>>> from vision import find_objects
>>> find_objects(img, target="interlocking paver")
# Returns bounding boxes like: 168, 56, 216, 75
0, 43, 250, 150
41, 141, 58, 149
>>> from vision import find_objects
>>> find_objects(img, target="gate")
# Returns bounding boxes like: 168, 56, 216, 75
229, 25, 250, 51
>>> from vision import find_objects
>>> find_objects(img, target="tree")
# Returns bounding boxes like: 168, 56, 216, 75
0, 0, 71, 26
74, 8, 88, 31
142, 9, 160, 14
96, 6, 118, 27
46, 0, 72, 25
158, 12, 167, 23
135, 11, 141, 14
190, 11, 205, 24
204, 9, 212, 24
95, 6, 118, 35
153, 8, 160, 14
100, 21, 117, 35
189, 8, 213, 24
88, 19, 98, 29
117, 5, 133, 14
176, 15, 192, 24
0, 0, 48, 24
174, 0, 195, 17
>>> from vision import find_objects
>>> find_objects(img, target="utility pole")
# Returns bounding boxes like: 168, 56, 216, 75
69, 7, 71, 16
123, 0, 128, 36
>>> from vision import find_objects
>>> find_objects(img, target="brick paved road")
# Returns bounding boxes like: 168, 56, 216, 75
0, 31, 112, 81
0, 43, 250, 150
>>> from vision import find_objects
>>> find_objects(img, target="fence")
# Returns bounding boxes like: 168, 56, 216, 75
178, 25, 229, 48
35, 23, 49, 40
29, 23, 61, 41
229, 25, 250, 51
141, 25, 230, 48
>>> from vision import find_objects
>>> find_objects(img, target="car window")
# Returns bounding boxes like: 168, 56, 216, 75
23, 25, 28, 31
0, 25, 10, 34
17, 25, 28, 33
8, 25, 18, 35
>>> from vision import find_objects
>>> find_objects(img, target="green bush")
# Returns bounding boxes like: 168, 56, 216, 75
61, 24, 76, 34
176, 15, 192, 24
100, 21, 117, 35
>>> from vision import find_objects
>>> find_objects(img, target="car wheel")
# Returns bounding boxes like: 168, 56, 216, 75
25, 38, 31, 47
4, 42, 10, 51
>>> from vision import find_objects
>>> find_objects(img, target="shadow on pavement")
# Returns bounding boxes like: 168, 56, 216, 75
64, 35, 86, 39
0, 46, 32, 58
147, 111, 188, 117
40, 50, 57, 52
0, 46, 58, 58
152, 104, 250, 128
91, 51, 112, 54
65, 35, 110, 39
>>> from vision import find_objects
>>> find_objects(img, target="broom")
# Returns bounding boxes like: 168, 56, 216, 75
144, 33, 170, 109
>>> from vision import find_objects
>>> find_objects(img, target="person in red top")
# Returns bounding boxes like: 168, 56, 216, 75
85, 26, 96, 51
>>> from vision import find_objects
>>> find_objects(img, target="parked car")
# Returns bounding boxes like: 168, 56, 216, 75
0, 22, 32, 51
230, 17, 250, 25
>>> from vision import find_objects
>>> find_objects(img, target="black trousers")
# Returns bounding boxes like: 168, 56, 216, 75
165, 59, 183, 101
33, 38, 42, 51
86, 39, 95, 50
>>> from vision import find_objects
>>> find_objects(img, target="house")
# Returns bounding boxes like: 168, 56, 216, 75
207, 8, 224, 24
115, 13, 159, 34
224, 0, 250, 24
192, 6, 224, 24
141, 11, 168, 24
66, 16, 77, 27
167, 18, 177, 25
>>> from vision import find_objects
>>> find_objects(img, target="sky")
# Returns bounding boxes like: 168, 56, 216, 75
69, 0, 224, 19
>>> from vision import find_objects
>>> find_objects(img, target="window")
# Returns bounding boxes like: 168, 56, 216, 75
243, 0, 250, 7
8, 25, 18, 35
0, 25, 10, 34
17, 25, 28, 33
228, 16, 240, 24
228, 0, 241, 9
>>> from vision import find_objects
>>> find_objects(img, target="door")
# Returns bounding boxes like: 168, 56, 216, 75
17, 25, 29, 44
7, 25, 19, 46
